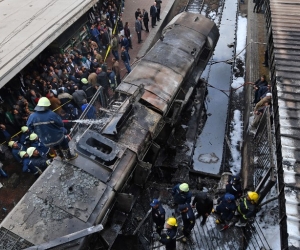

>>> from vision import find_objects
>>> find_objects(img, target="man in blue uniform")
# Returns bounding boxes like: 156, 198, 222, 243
215, 193, 236, 224
226, 175, 242, 199
178, 203, 195, 242
27, 97, 77, 161
150, 199, 165, 235
26, 147, 52, 173
8, 140, 25, 163
153, 217, 177, 250
172, 183, 192, 205
20, 126, 31, 147
29, 133, 53, 159
19, 151, 39, 176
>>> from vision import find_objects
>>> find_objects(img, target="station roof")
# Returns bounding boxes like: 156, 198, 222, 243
0, 0, 96, 87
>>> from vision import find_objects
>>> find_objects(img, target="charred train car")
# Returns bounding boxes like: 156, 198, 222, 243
0, 12, 219, 249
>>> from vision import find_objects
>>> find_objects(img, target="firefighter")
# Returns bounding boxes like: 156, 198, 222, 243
172, 183, 192, 205
19, 151, 39, 176
235, 191, 260, 227
153, 217, 178, 250
226, 175, 242, 199
29, 133, 54, 159
26, 147, 52, 173
8, 140, 25, 163
26, 97, 77, 161
192, 192, 213, 225
178, 203, 195, 242
150, 199, 165, 235
20, 126, 31, 147
215, 193, 236, 224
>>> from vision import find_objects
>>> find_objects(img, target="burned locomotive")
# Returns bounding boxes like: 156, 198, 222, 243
0, 12, 219, 249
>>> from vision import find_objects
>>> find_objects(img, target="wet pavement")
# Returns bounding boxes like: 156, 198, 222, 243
193, 0, 239, 174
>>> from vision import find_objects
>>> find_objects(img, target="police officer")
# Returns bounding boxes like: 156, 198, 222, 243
27, 97, 77, 161
153, 217, 178, 250
192, 192, 213, 226
178, 203, 195, 242
150, 199, 165, 235
215, 193, 236, 224
226, 175, 242, 199
235, 191, 260, 227
172, 183, 192, 205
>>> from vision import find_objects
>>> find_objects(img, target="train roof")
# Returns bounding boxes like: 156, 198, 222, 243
0, 0, 96, 87
267, 0, 300, 247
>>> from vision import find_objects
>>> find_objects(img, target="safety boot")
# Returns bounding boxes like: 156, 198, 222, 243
55, 149, 65, 161
63, 149, 78, 161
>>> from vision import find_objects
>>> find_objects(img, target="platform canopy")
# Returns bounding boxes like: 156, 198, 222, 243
0, 0, 97, 87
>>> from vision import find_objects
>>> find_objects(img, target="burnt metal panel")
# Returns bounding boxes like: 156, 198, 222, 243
124, 60, 183, 114
144, 42, 196, 76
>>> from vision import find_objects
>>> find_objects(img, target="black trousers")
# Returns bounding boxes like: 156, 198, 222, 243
151, 16, 156, 28
144, 21, 149, 31
137, 32, 141, 43
157, 8, 161, 20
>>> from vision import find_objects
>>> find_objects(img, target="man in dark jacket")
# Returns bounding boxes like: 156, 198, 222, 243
142, 9, 149, 32
72, 85, 87, 108
26, 97, 77, 161
81, 78, 95, 102
119, 35, 129, 51
226, 175, 243, 199
172, 183, 192, 205
192, 192, 213, 225
135, 16, 142, 43
215, 193, 236, 224
97, 67, 110, 100
155, 0, 162, 21
150, 199, 165, 235
236, 191, 259, 227
178, 203, 195, 242
150, 2, 157, 28
252, 75, 268, 104
121, 46, 131, 74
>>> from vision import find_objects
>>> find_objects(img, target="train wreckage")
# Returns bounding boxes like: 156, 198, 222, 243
0, 12, 219, 249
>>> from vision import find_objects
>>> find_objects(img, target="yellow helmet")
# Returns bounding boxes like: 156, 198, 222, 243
29, 133, 38, 141
27, 147, 36, 157
247, 191, 260, 203
21, 126, 28, 133
166, 217, 177, 227
37, 97, 51, 107
8, 141, 16, 147
19, 151, 27, 158
35, 97, 50, 111
179, 183, 189, 192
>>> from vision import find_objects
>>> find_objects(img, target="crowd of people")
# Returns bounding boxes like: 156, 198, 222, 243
150, 179, 260, 249
0, 0, 167, 176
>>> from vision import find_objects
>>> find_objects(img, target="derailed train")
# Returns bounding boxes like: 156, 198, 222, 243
0, 12, 219, 249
